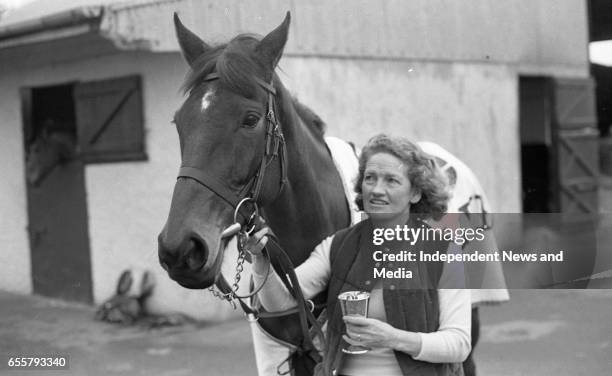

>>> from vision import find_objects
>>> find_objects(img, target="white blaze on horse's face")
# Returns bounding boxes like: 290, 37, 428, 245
201, 88, 216, 112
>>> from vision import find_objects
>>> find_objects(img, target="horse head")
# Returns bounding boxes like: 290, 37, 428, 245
26, 129, 77, 186
158, 13, 292, 289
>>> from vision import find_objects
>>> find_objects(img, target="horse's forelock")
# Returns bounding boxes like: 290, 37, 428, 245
180, 34, 327, 140
182, 34, 264, 99
217, 52, 260, 98
181, 47, 222, 95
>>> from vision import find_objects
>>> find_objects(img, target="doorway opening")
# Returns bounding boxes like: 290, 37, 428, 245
22, 82, 93, 303
519, 77, 554, 212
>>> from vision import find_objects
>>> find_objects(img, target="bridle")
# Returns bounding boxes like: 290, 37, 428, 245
177, 72, 288, 223
176, 72, 289, 304
175, 71, 324, 373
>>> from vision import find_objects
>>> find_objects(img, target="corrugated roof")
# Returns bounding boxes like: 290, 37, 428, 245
0, 0, 591, 71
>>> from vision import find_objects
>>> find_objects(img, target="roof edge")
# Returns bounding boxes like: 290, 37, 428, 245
0, 6, 104, 42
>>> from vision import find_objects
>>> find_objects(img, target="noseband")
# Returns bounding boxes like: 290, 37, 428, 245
177, 72, 288, 224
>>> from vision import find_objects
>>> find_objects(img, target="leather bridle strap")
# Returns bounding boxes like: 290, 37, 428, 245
178, 166, 257, 222
213, 232, 325, 352
265, 234, 325, 351
204, 72, 276, 95
178, 167, 241, 209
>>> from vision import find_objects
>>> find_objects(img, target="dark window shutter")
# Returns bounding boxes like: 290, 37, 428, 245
552, 77, 599, 214
74, 75, 146, 163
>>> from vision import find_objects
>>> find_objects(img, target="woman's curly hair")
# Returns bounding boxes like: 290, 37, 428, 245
354, 134, 450, 221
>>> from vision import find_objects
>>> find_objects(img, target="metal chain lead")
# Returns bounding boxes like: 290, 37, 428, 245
207, 229, 250, 309
208, 286, 236, 309
232, 236, 249, 293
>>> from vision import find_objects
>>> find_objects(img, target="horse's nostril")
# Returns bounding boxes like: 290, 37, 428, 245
159, 249, 179, 270
186, 237, 208, 270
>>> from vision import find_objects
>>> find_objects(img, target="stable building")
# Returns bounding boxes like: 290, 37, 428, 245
0, 0, 598, 319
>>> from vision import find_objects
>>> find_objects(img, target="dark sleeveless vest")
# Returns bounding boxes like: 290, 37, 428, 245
315, 218, 464, 376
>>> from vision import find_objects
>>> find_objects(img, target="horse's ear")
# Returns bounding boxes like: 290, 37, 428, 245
255, 12, 291, 71
174, 13, 210, 67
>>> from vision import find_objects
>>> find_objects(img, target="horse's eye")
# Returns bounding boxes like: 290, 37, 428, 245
242, 114, 260, 128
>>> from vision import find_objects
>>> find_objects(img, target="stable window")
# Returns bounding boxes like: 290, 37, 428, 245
75, 75, 146, 163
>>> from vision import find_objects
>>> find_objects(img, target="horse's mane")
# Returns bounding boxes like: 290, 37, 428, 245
291, 98, 327, 135
182, 34, 326, 137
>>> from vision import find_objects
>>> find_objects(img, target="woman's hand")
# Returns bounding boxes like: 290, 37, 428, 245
343, 316, 398, 349
243, 226, 269, 256
243, 226, 270, 275
343, 315, 422, 356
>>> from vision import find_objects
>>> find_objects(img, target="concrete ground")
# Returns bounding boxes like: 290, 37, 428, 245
0, 291, 256, 376
1, 290, 611, 376
476, 290, 611, 376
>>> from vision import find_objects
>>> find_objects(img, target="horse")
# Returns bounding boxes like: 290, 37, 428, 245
26, 128, 77, 186
157, 12, 352, 376
158, 11, 508, 376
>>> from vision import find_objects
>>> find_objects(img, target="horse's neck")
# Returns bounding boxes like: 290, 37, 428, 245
263, 85, 350, 264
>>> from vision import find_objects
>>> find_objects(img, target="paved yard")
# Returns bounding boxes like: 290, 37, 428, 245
1, 290, 611, 375
0, 291, 256, 375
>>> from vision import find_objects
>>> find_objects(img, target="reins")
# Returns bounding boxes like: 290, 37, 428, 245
175, 72, 325, 364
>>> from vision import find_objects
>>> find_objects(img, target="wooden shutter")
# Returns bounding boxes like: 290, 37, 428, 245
74, 75, 146, 163
552, 78, 599, 214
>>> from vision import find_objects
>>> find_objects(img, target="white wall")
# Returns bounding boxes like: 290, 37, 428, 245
107, 0, 589, 77
0, 69, 32, 295
280, 57, 520, 212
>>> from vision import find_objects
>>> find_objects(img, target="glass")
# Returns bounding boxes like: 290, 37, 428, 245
338, 291, 371, 354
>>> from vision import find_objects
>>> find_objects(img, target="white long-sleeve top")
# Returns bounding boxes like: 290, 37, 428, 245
254, 235, 472, 365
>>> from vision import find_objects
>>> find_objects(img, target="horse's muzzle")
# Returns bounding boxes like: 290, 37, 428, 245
158, 232, 217, 289
167, 267, 216, 289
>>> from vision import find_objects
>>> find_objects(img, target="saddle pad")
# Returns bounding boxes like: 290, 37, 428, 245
418, 141, 491, 213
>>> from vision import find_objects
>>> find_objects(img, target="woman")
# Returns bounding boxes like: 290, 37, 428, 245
248, 134, 470, 376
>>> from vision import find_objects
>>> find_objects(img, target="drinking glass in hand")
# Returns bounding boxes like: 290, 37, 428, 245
338, 291, 371, 354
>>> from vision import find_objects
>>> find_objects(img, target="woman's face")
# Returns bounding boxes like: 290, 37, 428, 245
362, 152, 421, 224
